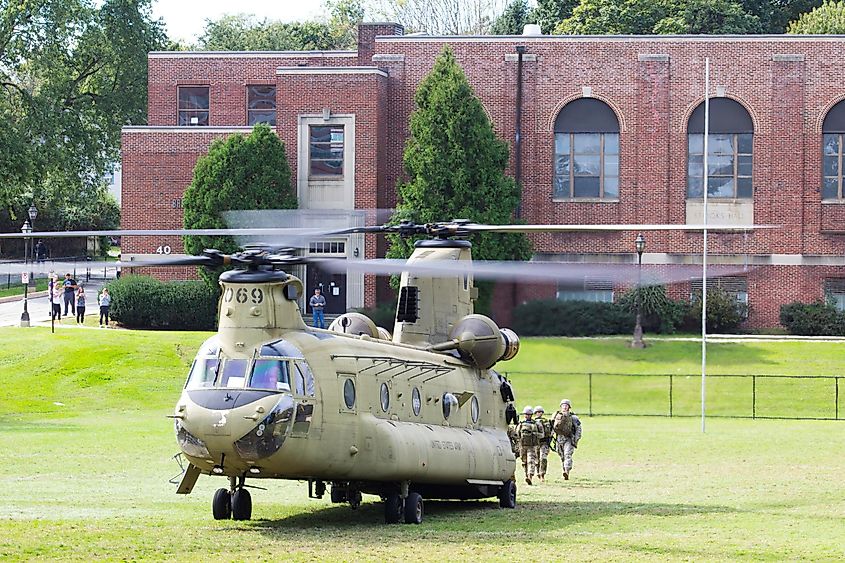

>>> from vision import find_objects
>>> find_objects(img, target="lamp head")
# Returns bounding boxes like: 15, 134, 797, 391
28, 204, 37, 222
635, 233, 645, 255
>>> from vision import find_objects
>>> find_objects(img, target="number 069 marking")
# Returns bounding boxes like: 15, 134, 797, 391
223, 287, 263, 304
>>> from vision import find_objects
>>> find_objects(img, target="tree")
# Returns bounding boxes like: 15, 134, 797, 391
654, 0, 762, 33
557, 0, 760, 34
388, 46, 531, 312
182, 125, 296, 287
490, 0, 537, 34
533, 0, 579, 33
0, 0, 165, 233
371, 0, 509, 34
743, 0, 823, 33
197, 1, 364, 51
787, 0, 845, 32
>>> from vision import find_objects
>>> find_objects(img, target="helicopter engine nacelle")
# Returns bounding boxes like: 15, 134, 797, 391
328, 312, 386, 339
448, 314, 520, 369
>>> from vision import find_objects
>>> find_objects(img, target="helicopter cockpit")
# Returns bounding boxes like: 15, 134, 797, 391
184, 336, 315, 395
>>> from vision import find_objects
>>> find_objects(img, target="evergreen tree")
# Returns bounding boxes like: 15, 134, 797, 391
787, 0, 845, 32
388, 46, 531, 312
490, 0, 537, 35
183, 125, 296, 287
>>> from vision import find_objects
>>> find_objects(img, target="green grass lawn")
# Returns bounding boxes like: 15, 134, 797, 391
0, 279, 49, 298
1, 329, 844, 560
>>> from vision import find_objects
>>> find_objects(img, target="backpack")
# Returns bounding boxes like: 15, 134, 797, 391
519, 420, 539, 447
553, 411, 574, 437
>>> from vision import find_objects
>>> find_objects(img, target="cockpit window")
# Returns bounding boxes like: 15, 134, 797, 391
218, 359, 248, 388
260, 339, 304, 359
294, 362, 315, 396
186, 357, 219, 389
249, 359, 291, 391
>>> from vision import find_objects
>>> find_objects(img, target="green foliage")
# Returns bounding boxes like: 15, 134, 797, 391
353, 303, 396, 330
490, 0, 537, 34
687, 287, 748, 333
787, 0, 845, 32
779, 300, 845, 335
534, 0, 579, 33
618, 285, 688, 333
511, 299, 634, 336
387, 47, 532, 300
182, 125, 295, 287
197, 2, 364, 50
0, 0, 166, 229
747, 0, 823, 33
107, 275, 218, 330
557, 0, 761, 34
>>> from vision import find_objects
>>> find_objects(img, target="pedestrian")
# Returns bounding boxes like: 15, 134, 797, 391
75, 285, 86, 324
517, 405, 542, 486
309, 287, 326, 329
534, 405, 553, 483
552, 399, 583, 480
50, 275, 62, 321
62, 273, 77, 317
35, 239, 46, 262
98, 287, 111, 327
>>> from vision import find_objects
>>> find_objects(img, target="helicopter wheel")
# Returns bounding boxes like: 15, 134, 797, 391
403, 492, 423, 525
232, 488, 252, 521
498, 480, 517, 509
212, 488, 232, 520
384, 492, 403, 524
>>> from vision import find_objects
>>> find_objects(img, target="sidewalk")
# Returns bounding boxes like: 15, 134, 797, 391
0, 279, 109, 327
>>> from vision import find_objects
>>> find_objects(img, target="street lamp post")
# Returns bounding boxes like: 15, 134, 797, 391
28, 203, 38, 265
20, 219, 32, 327
631, 233, 646, 349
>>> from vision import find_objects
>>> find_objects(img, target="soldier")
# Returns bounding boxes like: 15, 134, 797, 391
517, 405, 541, 485
534, 405, 552, 483
552, 399, 582, 480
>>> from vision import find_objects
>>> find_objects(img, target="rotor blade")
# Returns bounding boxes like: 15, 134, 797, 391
0, 227, 328, 239
457, 223, 775, 233
322, 258, 756, 286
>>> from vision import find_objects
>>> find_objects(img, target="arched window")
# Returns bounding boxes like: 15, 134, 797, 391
822, 100, 845, 200
687, 98, 753, 199
553, 98, 620, 199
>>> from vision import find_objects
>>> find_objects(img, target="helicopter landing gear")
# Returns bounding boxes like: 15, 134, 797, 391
403, 491, 423, 524
212, 488, 231, 520
213, 475, 252, 521
498, 479, 517, 509
232, 488, 252, 520
384, 492, 403, 524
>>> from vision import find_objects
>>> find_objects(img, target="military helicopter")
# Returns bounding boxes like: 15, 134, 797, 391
1, 219, 760, 524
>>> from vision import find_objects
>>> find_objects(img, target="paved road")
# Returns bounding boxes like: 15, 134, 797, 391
0, 278, 108, 327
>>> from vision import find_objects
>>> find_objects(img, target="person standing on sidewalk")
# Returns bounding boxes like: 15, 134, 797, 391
50, 275, 62, 321
98, 287, 111, 327
309, 287, 326, 329
75, 286, 86, 324
62, 273, 77, 317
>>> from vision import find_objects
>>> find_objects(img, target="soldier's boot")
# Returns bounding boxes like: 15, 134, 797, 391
525, 475, 532, 485
563, 471, 569, 480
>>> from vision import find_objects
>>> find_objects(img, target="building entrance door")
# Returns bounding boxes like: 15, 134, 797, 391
306, 263, 347, 315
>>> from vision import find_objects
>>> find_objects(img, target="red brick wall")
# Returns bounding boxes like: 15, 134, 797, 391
123, 32, 845, 329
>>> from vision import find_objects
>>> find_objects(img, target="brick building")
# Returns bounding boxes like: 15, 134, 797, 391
121, 23, 845, 328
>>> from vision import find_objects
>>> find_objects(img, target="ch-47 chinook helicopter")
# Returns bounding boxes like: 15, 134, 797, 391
1, 219, 759, 524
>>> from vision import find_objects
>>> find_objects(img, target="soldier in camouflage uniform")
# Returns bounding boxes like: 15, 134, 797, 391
552, 399, 582, 480
517, 405, 542, 485
533, 405, 552, 483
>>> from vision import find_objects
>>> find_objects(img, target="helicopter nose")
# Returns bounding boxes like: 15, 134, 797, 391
233, 395, 295, 461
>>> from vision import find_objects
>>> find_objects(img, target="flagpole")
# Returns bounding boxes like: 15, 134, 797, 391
701, 58, 710, 433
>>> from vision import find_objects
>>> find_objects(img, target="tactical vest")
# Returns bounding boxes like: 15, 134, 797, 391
537, 418, 552, 444
554, 411, 574, 438
519, 420, 539, 447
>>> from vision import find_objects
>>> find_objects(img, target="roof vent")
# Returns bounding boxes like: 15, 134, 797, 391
522, 24, 542, 36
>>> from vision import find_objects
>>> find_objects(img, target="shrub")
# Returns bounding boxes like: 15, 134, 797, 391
512, 299, 634, 336
353, 303, 396, 330
617, 284, 687, 334
108, 275, 218, 330
687, 288, 748, 333
779, 300, 845, 335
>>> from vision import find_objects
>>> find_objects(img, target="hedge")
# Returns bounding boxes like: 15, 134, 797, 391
107, 275, 218, 330
511, 299, 635, 336
780, 300, 845, 335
